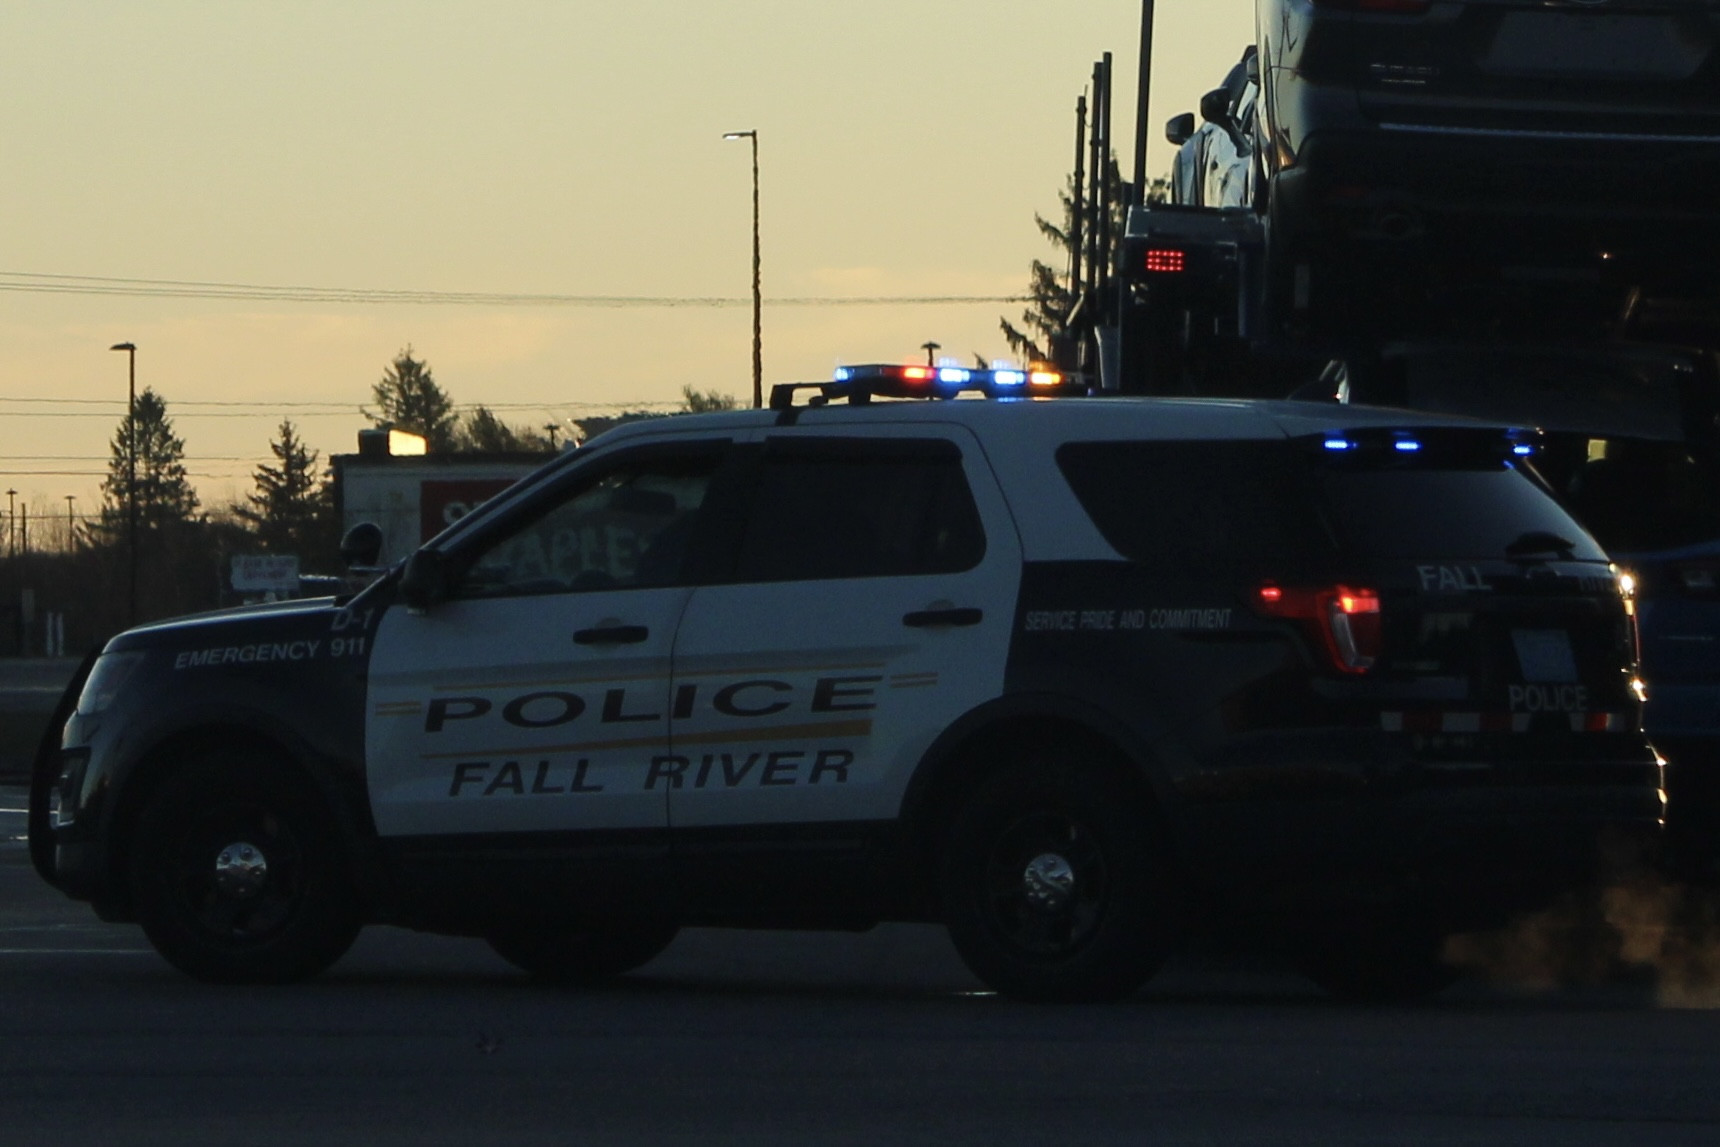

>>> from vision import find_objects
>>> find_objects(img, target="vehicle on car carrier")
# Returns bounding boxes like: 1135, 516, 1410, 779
1115, 0, 1720, 396
31, 369, 1662, 1001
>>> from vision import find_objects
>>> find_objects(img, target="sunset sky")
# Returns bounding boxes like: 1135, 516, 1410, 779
0, 1, 1254, 522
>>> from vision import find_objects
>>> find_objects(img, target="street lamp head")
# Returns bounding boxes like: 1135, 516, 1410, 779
110, 342, 135, 352
722, 130, 756, 140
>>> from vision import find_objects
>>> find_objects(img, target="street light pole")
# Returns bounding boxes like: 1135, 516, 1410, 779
110, 342, 137, 626
723, 130, 763, 409
64, 495, 76, 552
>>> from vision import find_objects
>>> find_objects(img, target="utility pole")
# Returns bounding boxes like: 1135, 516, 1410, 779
64, 495, 76, 552
1132, 0, 1157, 207
723, 130, 763, 408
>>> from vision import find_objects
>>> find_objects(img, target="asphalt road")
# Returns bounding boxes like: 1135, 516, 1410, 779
3, 790, 1719, 1146
0, 658, 80, 782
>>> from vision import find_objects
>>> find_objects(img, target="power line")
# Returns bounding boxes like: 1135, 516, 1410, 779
0, 270, 1025, 308
0, 395, 682, 412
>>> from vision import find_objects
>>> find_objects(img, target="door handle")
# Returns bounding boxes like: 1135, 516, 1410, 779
573, 624, 650, 646
903, 608, 983, 629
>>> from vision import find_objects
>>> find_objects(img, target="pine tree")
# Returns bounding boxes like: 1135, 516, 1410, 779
367, 346, 458, 451
679, 385, 738, 413
1000, 158, 1137, 365
454, 406, 555, 452
99, 387, 200, 535
235, 420, 328, 555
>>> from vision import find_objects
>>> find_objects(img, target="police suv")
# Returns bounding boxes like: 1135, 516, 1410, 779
30, 367, 1663, 1001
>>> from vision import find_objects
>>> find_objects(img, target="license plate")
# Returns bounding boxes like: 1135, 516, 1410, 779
1513, 629, 1579, 684
1482, 14, 1709, 81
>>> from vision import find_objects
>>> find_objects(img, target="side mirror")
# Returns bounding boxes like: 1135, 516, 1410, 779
1199, 88, 1232, 129
339, 522, 383, 569
1166, 112, 1197, 147
398, 549, 450, 612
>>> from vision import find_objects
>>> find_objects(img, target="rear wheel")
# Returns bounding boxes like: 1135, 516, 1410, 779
486, 920, 679, 983
940, 753, 1176, 1002
129, 753, 361, 984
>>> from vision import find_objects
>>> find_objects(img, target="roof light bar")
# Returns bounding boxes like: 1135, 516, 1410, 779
769, 363, 1085, 409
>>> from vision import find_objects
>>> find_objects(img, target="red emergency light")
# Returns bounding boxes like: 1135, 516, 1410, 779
1144, 248, 1187, 274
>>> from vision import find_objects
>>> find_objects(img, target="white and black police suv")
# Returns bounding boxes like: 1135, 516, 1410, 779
30, 365, 1663, 1001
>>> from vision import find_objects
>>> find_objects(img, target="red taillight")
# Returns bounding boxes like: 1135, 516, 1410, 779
1145, 248, 1187, 274
1256, 583, 1383, 675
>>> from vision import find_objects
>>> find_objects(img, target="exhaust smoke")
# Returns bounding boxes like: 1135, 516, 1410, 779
1444, 862, 1720, 1007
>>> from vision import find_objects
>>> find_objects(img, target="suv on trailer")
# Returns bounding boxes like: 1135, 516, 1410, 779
31, 369, 1663, 1001
1252, 0, 1720, 341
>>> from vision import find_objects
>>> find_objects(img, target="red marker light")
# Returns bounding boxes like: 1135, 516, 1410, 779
902, 366, 935, 382
1145, 248, 1187, 274
1258, 585, 1284, 605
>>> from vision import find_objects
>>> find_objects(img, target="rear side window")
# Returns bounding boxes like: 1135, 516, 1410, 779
1056, 440, 1333, 579
734, 438, 986, 582
1058, 438, 1606, 571
1320, 467, 1605, 561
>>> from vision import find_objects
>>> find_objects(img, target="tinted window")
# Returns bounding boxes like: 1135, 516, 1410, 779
1057, 440, 1333, 579
454, 452, 720, 598
734, 439, 985, 582
1320, 466, 1606, 561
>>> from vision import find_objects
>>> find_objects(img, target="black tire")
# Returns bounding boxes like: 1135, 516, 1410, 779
1299, 922, 1462, 1004
486, 920, 679, 983
940, 754, 1176, 1003
129, 752, 361, 984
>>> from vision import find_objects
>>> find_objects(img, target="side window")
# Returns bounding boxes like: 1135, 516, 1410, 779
453, 451, 721, 598
734, 438, 986, 583
1056, 440, 1333, 581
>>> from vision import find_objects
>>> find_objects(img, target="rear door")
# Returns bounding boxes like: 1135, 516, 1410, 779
1312, 437, 1642, 757
663, 426, 1022, 832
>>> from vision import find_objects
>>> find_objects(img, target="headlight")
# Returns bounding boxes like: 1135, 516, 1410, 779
75, 652, 146, 716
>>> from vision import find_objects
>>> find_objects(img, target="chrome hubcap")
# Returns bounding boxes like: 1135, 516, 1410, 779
214, 842, 269, 898
1022, 852, 1076, 911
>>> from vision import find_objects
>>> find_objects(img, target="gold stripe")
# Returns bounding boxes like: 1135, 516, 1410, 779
427, 661, 890, 694
672, 719, 872, 747
417, 718, 872, 761
421, 731, 666, 761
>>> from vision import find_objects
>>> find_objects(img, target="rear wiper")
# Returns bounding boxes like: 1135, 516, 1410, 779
1505, 531, 1576, 560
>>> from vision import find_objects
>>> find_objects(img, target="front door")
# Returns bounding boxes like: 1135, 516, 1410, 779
366, 440, 732, 839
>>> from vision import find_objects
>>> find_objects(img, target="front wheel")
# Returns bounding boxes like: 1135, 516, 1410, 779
940, 754, 1176, 1002
487, 920, 679, 983
129, 753, 361, 984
